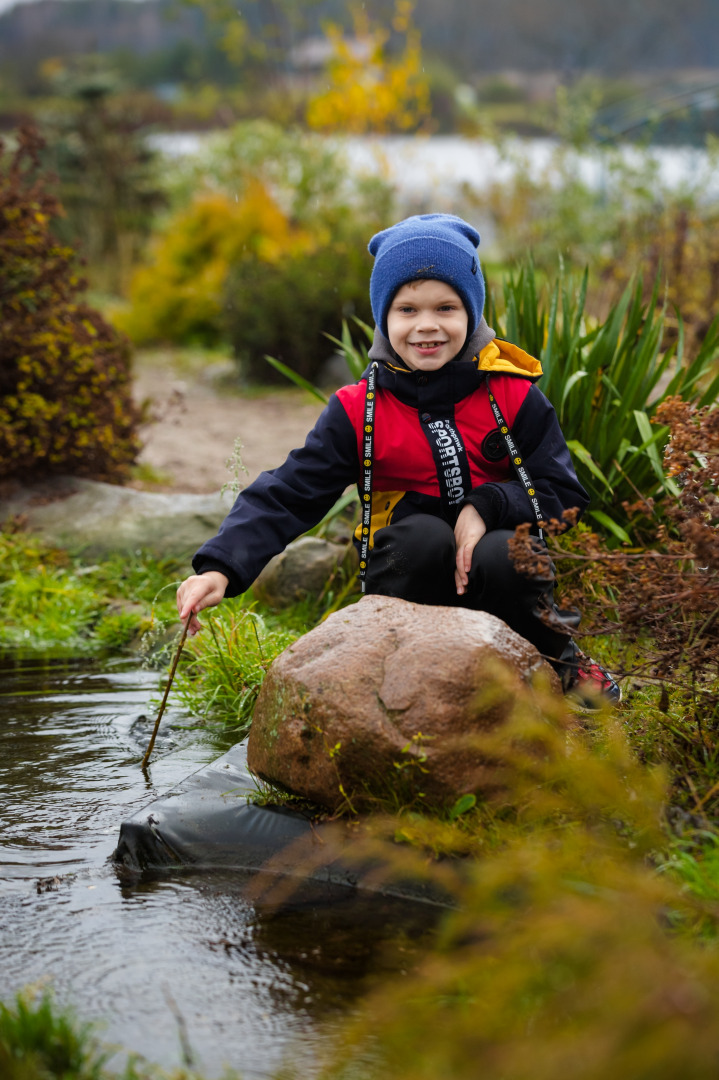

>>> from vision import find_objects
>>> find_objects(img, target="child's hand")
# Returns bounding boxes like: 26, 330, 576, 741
176, 571, 229, 635
454, 505, 486, 595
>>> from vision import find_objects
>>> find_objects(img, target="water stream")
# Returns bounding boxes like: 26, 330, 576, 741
0, 654, 435, 1078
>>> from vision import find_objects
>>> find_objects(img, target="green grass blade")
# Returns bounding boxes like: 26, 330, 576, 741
263, 355, 329, 404
587, 510, 632, 543
351, 314, 375, 344
567, 439, 614, 492
560, 369, 588, 409
633, 410, 668, 482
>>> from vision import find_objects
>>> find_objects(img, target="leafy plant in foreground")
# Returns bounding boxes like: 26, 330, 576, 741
261, 673, 719, 1080
0, 992, 106, 1080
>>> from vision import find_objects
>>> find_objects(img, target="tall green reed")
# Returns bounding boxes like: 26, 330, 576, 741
490, 262, 719, 540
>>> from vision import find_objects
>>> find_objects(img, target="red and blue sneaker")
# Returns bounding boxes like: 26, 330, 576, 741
561, 647, 622, 709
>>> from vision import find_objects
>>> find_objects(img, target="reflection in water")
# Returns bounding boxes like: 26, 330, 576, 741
0, 656, 437, 1078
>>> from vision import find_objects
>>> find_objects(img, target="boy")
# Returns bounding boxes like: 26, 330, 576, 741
177, 214, 620, 706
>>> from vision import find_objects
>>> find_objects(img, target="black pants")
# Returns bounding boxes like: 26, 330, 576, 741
364, 514, 578, 667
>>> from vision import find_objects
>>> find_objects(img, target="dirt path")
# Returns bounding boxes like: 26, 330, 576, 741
129, 352, 327, 495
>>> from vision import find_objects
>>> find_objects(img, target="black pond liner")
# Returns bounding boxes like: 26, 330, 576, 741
113, 742, 455, 910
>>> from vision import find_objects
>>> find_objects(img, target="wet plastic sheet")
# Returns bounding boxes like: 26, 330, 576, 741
113, 743, 451, 907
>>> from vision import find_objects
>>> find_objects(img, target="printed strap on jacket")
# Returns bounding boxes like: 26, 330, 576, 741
418, 411, 472, 520
487, 376, 545, 539
359, 362, 378, 590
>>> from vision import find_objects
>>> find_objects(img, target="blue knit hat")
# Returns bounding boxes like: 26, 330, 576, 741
368, 213, 485, 339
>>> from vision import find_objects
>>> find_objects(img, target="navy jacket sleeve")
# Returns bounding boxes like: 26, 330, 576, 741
464, 383, 589, 530
193, 394, 359, 596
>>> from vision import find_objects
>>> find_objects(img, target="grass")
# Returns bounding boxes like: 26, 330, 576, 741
0, 527, 184, 655
0, 993, 107, 1080
0, 991, 218, 1080
172, 601, 300, 735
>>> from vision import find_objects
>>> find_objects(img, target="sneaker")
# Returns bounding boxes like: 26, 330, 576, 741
562, 649, 622, 709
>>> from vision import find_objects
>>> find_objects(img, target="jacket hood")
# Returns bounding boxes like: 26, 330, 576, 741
367, 316, 542, 380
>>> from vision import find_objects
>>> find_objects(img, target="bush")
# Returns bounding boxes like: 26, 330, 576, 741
121, 120, 393, 377
0, 126, 139, 483
119, 182, 313, 347
225, 234, 374, 384
511, 397, 719, 817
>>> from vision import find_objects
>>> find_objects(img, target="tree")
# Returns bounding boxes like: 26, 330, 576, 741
43, 64, 166, 293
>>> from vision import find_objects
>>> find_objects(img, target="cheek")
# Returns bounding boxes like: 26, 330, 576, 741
386, 319, 405, 352
452, 316, 469, 341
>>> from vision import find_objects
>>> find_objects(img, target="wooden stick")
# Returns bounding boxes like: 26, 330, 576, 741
141, 610, 194, 770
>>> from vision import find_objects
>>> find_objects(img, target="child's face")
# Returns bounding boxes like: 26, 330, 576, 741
386, 279, 469, 372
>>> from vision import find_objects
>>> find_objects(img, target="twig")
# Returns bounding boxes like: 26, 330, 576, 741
162, 983, 196, 1069
141, 610, 193, 770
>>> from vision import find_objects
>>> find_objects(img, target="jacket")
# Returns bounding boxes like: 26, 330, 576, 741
193, 319, 589, 597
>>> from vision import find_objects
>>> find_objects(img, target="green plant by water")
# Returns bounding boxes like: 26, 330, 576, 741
0, 528, 183, 654
172, 603, 298, 735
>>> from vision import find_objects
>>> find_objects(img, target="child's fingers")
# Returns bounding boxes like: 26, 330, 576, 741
177, 578, 215, 620
455, 546, 470, 593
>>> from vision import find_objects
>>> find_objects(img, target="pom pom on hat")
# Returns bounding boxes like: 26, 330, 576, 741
368, 213, 485, 339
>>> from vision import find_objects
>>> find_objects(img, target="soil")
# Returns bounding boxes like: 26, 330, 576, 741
128, 351, 328, 495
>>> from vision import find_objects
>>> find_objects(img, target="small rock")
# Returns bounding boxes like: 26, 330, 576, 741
252, 535, 354, 609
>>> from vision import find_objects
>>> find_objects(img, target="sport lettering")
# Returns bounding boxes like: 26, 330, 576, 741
420, 413, 471, 512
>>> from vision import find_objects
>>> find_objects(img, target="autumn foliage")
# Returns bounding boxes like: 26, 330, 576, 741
0, 126, 138, 483
509, 397, 719, 812
306, 1, 430, 135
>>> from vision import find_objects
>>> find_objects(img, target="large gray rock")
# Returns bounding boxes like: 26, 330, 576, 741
253, 535, 355, 608
247, 594, 560, 812
0, 477, 232, 558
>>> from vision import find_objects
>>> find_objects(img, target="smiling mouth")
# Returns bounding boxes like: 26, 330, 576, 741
411, 341, 446, 350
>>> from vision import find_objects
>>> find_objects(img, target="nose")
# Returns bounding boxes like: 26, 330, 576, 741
415, 309, 439, 332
